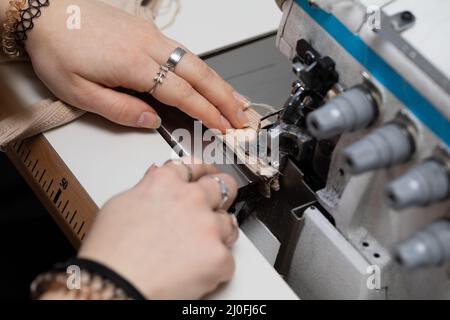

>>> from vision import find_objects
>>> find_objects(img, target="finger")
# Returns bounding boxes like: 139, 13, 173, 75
157, 159, 219, 183
113, 54, 232, 133
148, 62, 233, 133
148, 40, 250, 128
210, 246, 235, 286
215, 211, 240, 248
144, 164, 159, 176
196, 173, 238, 210
176, 53, 250, 128
72, 78, 161, 129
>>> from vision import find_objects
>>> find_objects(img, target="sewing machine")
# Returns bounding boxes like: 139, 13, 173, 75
163, 0, 450, 299
235, 0, 450, 299
2, 0, 450, 300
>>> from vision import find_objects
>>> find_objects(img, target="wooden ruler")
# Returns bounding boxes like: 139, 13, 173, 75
5, 134, 98, 249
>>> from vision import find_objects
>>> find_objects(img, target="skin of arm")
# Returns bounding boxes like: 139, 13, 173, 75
0, 0, 10, 24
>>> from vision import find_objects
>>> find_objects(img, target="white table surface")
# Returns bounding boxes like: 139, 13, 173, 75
44, 0, 298, 300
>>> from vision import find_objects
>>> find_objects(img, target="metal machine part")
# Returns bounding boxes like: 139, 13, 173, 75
343, 123, 415, 175
267, 39, 340, 190
241, 159, 318, 277
272, 0, 450, 299
396, 220, 450, 270
307, 86, 378, 139
279, 39, 339, 128
386, 160, 450, 210
377, 10, 450, 95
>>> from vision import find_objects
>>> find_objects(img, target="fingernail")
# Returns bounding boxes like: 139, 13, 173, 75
236, 109, 250, 127
145, 164, 159, 176
137, 112, 161, 129
233, 91, 250, 109
221, 115, 232, 131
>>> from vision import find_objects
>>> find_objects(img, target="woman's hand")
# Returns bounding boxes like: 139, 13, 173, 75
78, 161, 239, 299
25, 0, 250, 132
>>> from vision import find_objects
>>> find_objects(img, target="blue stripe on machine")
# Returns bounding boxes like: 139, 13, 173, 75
295, 0, 450, 146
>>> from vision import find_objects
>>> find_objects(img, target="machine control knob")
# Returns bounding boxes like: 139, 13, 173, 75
343, 123, 415, 175
385, 160, 450, 210
307, 86, 377, 139
396, 220, 450, 270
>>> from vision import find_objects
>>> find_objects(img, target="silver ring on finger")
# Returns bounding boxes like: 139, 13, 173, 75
166, 47, 187, 72
211, 176, 230, 209
149, 64, 169, 95
148, 47, 187, 95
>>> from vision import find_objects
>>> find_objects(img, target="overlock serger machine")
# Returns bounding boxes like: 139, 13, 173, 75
236, 0, 450, 299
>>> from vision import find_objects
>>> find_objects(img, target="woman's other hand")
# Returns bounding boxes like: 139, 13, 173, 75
25, 0, 250, 132
78, 161, 239, 299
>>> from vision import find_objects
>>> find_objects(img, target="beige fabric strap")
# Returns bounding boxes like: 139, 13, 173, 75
0, 0, 162, 148
0, 99, 84, 150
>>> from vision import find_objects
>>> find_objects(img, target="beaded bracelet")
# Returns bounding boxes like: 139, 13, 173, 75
31, 258, 146, 300
31, 270, 132, 300
1, 0, 50, 57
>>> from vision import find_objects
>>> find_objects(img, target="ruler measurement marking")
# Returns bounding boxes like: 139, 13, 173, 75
23, 150, 31, 163
61, 200, 69, 214
7, 136, 101, 249
46, 179, 54, 193
77, 221, 85, 235
31, 159, 38, 173
16, 141, 24, 154
69, 211, 77, 224
53, 189, 62, 204
39, 170, 46, 183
